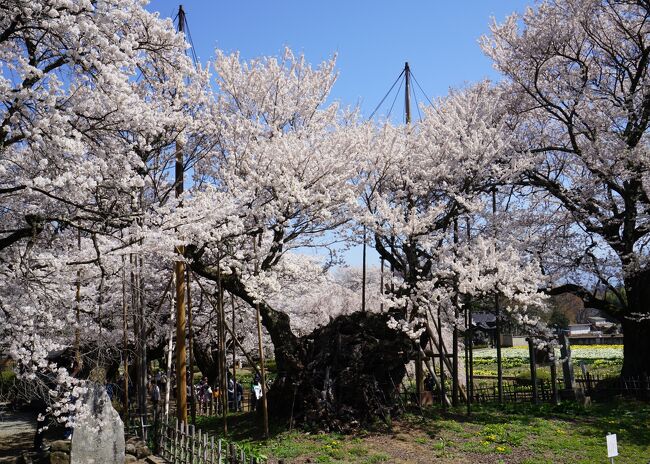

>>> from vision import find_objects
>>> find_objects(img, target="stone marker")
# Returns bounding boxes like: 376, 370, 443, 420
70, 383, 125, 464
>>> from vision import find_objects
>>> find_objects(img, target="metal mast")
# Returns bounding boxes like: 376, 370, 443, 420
404, 62, 411, 124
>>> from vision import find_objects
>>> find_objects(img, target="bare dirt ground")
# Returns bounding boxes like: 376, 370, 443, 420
0, 409, 35, 463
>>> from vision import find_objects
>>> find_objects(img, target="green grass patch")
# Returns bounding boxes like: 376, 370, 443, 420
191, 399, 649, 463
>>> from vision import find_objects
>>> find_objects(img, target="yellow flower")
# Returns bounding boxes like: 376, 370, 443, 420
496, 446, 506, 452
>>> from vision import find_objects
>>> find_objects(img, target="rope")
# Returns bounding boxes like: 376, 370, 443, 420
368, 66, 434, 123
410, 71, 435, 108
184, 16, 200, 67
387, 77, 404, 120
412, 79, 423, 122
368, 69, 405, 120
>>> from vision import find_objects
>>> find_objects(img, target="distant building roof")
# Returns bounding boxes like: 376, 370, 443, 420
472, 312, 496, 330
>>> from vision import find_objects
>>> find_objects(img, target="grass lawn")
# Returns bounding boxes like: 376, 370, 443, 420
196, 399, 650, 463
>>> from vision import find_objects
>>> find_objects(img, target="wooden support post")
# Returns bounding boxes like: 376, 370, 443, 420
189, 273, 264, 382
528, 337, 539, 404
495, 294, 503, 405
164, 275, 174, 419
380, 257, 384, 312
231, 294, 237, 411
424, 316, 467, 402
415, 349, 423, 408
550, 355, 559, 405
187, 269, 196, 426
492, 188, 503, 406
216, 260, 228, 434
362, 226, 366, 312
465, 304, 471, 416
559, 331, 575, 390
437, 306, 446, 409
174, 4, 188, 426
175, 253, 187, 423
466, 217, 474, 408
122, 255, 129, 422
419, 346, 451, 407
75, 230, 82, 374
452, 219, 459, 407
253, 236, 270, 438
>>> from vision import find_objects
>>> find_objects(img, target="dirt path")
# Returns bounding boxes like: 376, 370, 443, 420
0, 409, 35, 463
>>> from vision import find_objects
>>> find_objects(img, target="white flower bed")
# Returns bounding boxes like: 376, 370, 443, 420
473, 345, 623, 361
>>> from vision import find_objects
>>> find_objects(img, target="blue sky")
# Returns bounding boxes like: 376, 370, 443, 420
146, 0, 535, 266
147, 1, 534, 117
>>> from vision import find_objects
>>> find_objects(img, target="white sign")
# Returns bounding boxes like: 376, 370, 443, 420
606, 433, 618, 458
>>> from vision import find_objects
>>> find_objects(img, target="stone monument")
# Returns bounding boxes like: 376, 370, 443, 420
70, 383, 125, 464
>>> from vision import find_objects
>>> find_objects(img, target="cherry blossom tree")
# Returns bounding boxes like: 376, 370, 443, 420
482, 0, 650, 376
0, 0, 209, 424
359, 82, 546, 330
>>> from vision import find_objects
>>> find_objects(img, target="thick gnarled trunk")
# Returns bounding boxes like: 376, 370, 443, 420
268, 311, 413, 432
621, 270, 650, 378
191, 259, 414, 430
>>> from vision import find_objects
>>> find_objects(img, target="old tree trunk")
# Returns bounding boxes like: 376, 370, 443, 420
621, 269, 650, 378
192, 263, 415, 431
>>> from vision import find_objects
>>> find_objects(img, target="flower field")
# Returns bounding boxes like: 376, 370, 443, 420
469, 345, 623, 377
473, 345, 623, 361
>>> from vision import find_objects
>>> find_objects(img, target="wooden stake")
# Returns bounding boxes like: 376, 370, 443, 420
466, 217, 474, 411
187, 269, 196, 426
75, 229, 82, 374
437, 305, 446, 409
361, 226, 366, 312
137, 253, 148, 431
493, 188, 503, 405
452, 219, 459, 407
189, 272, 264, 381
122, 254, 129, 422
164, 275, 174, 420
528, 337, 539, 404
231, 293, 237, 411
380, 257, 384, 313
253, 236, 270, 438
216, 259, 228, 434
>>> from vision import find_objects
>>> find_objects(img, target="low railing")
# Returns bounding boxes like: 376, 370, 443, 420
159, 418, 266, 464
400, 374, 650, 407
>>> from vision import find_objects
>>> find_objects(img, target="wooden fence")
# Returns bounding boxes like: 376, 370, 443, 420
575, 374, 650, 400
159, 418, 266, 464
470, 379, 558, 403
401, 374, 650, 407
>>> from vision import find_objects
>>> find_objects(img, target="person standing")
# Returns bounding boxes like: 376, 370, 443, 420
251, 377, 262, 412
150, 382, 161, 421
236, 381, 243, 412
